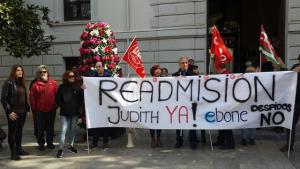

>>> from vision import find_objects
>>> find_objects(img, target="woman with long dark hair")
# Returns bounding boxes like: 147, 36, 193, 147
1, 64, 30, 160
56, 70, 83, 158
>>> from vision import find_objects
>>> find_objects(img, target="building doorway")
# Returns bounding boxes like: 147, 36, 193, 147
64, 57, 79, 71
208, 0, 285, 73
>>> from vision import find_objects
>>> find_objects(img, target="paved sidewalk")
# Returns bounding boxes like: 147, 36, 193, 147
0, 114, 299, 169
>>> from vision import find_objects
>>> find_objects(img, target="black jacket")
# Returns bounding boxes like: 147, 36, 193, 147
56, 83, 83, 117
172, 69, 192, 77
1, 80, 30, 115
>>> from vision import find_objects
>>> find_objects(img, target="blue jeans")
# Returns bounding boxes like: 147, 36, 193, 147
241, 128, 256, 140
59, 116, 78, 149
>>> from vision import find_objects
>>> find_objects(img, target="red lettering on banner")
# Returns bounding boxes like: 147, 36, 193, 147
179, 106, 188, 123
166, 106, 178, 124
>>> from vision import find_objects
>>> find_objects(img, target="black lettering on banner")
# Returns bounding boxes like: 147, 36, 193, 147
158, 81, 173, 101
230, 111, 239, 122
225, 75, 229, 102
99, 80, 118, 105
254, 75, 275, 102
151, 111, 159, 123
287, 104, 292, 112
130, 111, 140, 122
140, 108, 148, 123
121, 110, 129, 121
251, 103, 292, 112
240, 111, 248, 121
251, 105, 258, 112
224, 112, 231, 122
260, 113, 271, 126
273, 111, 285, 125
108, 106, 120, 124
176, 79, 193, 101
206, 108, 248, 123
232, 78, 252, 103
260, 111, 285, 126
202, 78, 221, 103
120, 81, 138, 102
140, 80, 154, 102
197, 79, 201, 101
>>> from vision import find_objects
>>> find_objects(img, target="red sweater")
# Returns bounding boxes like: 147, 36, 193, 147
29, 78, 58, 112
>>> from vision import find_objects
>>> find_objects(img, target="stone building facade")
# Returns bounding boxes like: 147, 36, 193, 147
0, 0, 300, 80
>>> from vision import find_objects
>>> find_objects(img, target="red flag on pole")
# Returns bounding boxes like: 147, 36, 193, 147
210, 26, 233, 69
122, 38, 146, 78
259, 25, 279, 65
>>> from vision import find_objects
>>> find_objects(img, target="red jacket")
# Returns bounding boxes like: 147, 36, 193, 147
29, 78, 58, 112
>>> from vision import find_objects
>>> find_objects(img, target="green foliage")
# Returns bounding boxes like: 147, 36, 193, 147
0, 0, 55, 59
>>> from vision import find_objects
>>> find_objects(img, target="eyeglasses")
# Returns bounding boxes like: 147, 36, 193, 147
39, 71, 47, 74
68, 75, 75, 78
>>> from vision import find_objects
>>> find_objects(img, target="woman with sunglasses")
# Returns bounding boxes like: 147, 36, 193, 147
55, 71, 83, 158
1, 64, 30, 160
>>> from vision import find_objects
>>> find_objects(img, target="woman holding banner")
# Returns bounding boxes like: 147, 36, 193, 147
240, 64, 258, 146
149, 65, 163, 148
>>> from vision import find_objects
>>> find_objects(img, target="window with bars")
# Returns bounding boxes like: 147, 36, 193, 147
64, 0, 91, 21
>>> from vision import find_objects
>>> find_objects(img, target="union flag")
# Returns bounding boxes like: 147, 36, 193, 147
259, 25, 279, 65
210, 26, 233, 69
122, 38, 146, 78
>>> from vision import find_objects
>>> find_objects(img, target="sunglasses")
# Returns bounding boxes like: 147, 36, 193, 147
39, 71, 47, 74
68, 75, 75, 78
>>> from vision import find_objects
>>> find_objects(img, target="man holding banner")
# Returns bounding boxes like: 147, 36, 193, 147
90, 62, 111, 149
280, 61, 300, 152
172, 56, 197, 150
212, 64, 235, 150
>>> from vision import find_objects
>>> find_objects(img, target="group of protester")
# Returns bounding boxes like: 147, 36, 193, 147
0, 55, 299, 160
1, 64, 83, 160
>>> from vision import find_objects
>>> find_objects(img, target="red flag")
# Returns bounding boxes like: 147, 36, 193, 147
122, 38, 146, 78
259, 25, 279, 64
210, 26, 233, 69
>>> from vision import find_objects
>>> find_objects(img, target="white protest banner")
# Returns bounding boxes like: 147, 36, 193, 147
83, 71, 297, 130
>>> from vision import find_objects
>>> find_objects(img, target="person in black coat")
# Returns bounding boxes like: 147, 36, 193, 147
90, 61, 111, 149
172, 56, 198, 149
1, 64, 30, 160
55, 70, 84, 158
280, 62, 300, 152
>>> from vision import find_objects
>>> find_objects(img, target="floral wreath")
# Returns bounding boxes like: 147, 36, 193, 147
78, 22, 120, 75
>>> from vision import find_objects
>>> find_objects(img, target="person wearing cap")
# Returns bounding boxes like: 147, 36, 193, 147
29, 65, 58, 151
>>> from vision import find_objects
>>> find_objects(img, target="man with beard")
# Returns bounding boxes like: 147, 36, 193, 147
29, 65, 58, 151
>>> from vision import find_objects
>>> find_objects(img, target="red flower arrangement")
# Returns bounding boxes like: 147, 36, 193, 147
78, 22, 120, 74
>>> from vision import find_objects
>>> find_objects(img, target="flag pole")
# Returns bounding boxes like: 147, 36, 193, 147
259, 53, 262, 72
86, 126, 90, 154
288, 129, 292, 158
84, 107, 90, 154
208, 49, 213, 151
